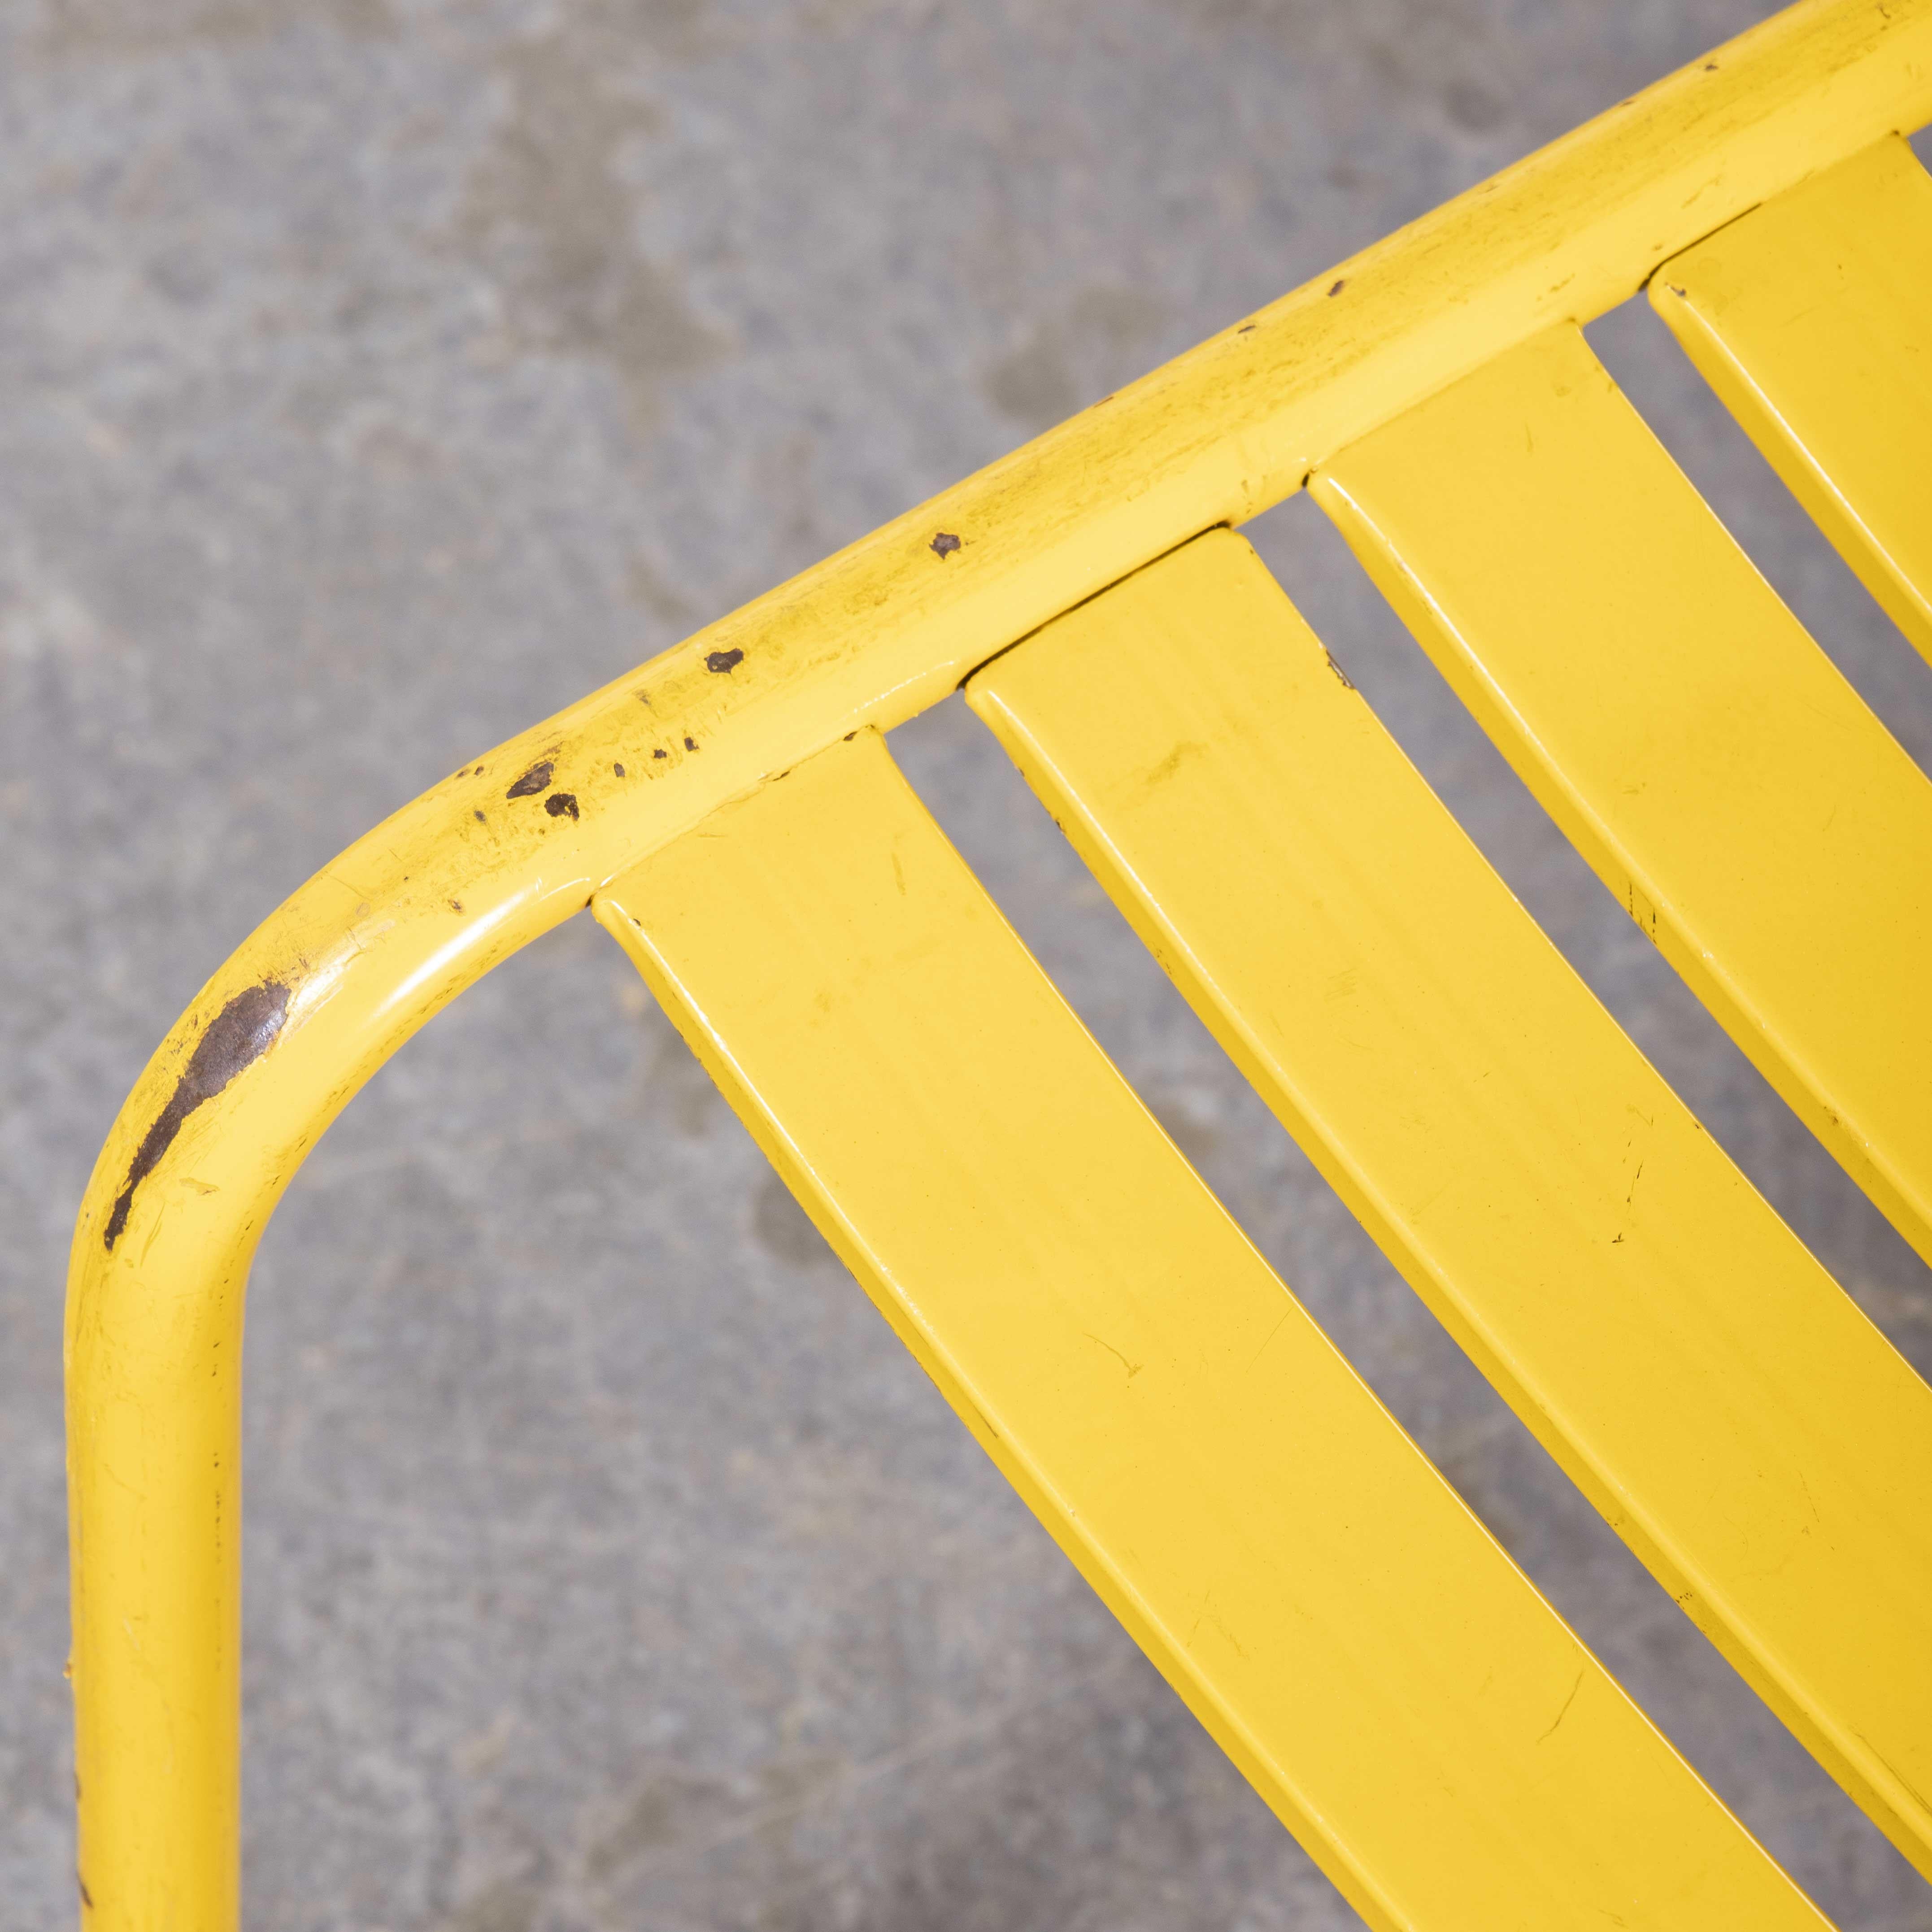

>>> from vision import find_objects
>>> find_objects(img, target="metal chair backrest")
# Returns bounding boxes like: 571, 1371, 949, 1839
66, 3, 1932, 1925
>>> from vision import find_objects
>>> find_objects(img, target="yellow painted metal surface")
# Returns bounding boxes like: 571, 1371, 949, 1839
593, 728, 1827, 1932
1314, 323, 1932, 1279
62, 4, 1932, 1923
969, 528, 1932, 1880
1653, 135, 1932, 665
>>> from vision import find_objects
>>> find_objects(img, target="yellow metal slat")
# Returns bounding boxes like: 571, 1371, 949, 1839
592, 728, 1826, 1932
1312, 322, 1932, 1275
1652, 135, 1932, 665
968, 528, 1932, 1881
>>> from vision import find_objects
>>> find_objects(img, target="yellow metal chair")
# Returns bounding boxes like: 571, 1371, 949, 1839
66, 2, 1932, 1924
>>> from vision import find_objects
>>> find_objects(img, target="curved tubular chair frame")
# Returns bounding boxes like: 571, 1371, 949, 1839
66, 4, 1932, 1925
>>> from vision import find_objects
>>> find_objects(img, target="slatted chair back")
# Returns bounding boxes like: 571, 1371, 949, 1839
66, 3, 1932, 1926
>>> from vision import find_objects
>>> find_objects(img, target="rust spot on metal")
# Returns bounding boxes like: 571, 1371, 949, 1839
653, 748, 668, 761
506, 760, 554, 798
929, 531, 961, 559
104, 980, 291, 1251
544, 792, 579, 820
705, 648, 744, 674
683, 735, 698, 751
1327, 278, 1346, 297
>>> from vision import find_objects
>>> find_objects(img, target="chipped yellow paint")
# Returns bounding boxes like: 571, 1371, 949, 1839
65, 3, 1932, 1925
1653, 135, 1932, 666
1314, 322, 1932, 1276
595, 727, 1827, 1932
970, 528, 1932, 1880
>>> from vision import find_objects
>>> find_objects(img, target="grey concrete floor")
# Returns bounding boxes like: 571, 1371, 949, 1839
4, 2, 1932, 1928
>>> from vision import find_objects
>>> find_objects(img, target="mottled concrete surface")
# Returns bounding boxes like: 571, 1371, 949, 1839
4, 2, 1932, 1928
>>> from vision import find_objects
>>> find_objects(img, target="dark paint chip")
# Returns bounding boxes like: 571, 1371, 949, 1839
683, 735, 698, 751
506, 760, 554, 799
613, 762, 625, 777
929, 531, 961, 558
705, 648, 745, 674
653, 748, 668, 761
1327, 278, 1346, 297
104, 980, 291, 1250
544, 792, 579, 820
